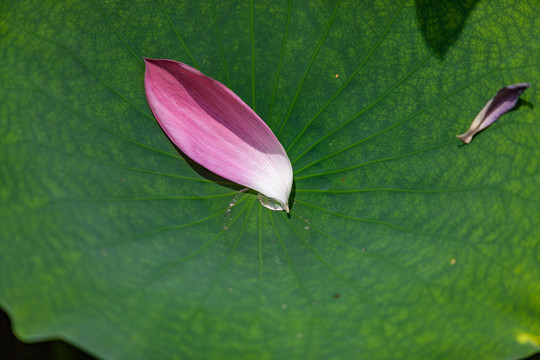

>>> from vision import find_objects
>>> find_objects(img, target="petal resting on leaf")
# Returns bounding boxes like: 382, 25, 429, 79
144, 58, 293, 212
457, 83, 530, 144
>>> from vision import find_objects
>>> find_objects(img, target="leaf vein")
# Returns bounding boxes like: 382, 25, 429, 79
285, 0, 406, 152
157, 0, 200, 68
295, 140, 456, 180
276, 0, 341, 138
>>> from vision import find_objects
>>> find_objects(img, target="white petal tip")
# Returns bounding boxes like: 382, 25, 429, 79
456, 133, 472, 144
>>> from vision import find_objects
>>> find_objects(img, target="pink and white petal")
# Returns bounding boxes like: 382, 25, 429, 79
144, 58, 293, 211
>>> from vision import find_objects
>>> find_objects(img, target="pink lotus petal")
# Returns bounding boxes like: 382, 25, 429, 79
457, 83, 530, 144
144, 58, 293, 212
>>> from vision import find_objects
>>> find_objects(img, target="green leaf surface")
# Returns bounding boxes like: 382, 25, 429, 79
1, 1, 539, 359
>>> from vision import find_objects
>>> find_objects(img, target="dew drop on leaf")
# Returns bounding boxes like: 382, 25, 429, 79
257, 193, 285, 211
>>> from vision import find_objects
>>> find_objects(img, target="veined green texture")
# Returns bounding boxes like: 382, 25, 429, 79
0, 1, 539, 359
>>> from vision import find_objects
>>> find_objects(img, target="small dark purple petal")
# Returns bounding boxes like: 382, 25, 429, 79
457, 83, 530, 144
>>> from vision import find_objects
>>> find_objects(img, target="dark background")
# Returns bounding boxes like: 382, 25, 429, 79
1, 307, 539, 360
0, 310, 93, 360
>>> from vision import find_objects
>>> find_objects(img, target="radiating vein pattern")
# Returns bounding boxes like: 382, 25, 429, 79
1, 1, 539, 360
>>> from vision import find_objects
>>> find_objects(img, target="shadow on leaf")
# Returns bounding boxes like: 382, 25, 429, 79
170, 141, 247, 192
415, 0, 480, 59
170, 140, 297, 213
511, 98, 534, 112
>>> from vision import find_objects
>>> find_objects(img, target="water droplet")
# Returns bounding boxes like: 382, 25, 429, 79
257, 193, 286, 211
